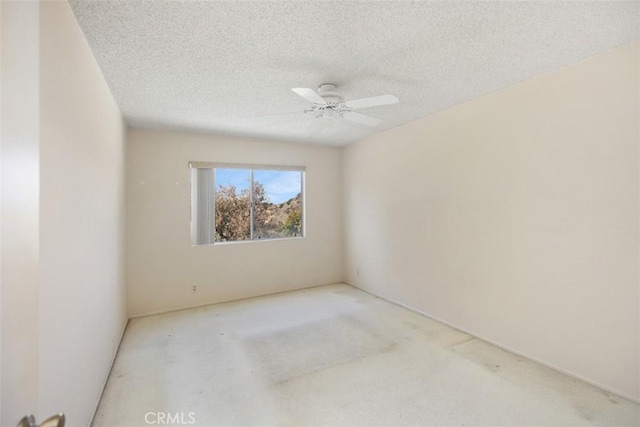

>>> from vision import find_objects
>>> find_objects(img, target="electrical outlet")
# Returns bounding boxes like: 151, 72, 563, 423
192, 285, 197, 293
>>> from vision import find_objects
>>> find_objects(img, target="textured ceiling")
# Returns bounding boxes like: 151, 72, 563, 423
69, 1, 639, 145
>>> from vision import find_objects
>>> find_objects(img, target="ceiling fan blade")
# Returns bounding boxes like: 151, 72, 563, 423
292, 88, 327, 105
342, 111, 382, 127
344, 94, 399, 110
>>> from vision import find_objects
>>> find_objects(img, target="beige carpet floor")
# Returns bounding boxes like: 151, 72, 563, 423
93, 283, 639, 426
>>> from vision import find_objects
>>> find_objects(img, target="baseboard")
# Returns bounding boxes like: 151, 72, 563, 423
346, 281, 640, 405
88, 318, 129, 427
129, 281, 346, 319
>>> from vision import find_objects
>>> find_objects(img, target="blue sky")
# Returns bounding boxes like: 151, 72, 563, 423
216, 169, 301, 204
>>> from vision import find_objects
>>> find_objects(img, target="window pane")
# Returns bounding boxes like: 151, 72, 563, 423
214, 168, 251, 242
253, 170, 303, 240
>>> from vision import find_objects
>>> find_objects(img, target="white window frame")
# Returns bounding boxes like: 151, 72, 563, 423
189, 162, 305, 246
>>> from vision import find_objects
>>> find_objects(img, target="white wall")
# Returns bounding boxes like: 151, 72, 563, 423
127, 129, 343, 317
1, 1, 127, 425
343, 42, 639, 401
1, 1, 40, 424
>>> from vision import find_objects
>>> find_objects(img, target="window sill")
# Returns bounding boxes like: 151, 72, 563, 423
192, 236, 305, 247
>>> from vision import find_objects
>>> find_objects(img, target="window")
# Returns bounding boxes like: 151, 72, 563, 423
190, 163, 304, 245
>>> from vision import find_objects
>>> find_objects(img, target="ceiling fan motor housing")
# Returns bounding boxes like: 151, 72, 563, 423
317, 84, 343, 103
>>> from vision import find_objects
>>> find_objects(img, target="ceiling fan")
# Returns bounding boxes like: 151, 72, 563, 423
288, 84, 399, 127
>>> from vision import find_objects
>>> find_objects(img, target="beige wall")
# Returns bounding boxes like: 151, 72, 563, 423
1, 1, 127, 425
1, 1, 41, 424
38, 2, 127, 425
343, 42, 639, 401
127, 129, 343, 317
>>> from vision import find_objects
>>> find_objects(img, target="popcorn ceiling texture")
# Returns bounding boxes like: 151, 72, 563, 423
69, 1, 639, 145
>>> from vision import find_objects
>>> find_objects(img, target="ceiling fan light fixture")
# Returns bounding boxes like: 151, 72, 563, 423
322, 108, 340, 119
